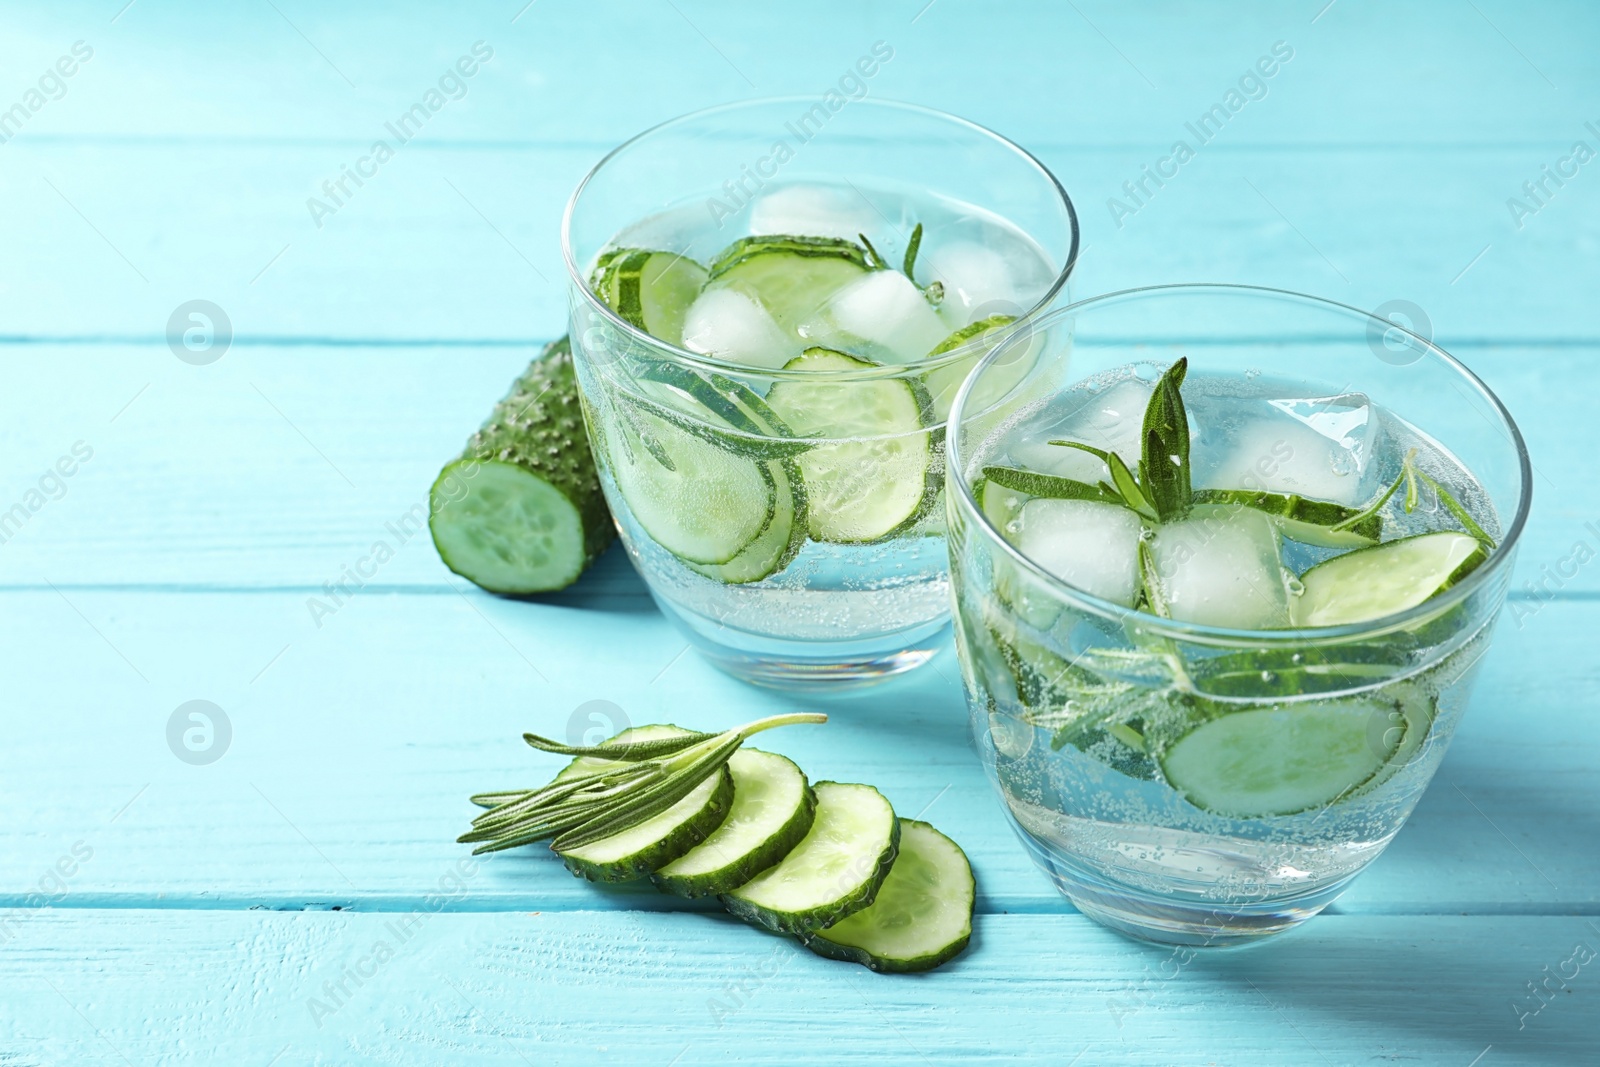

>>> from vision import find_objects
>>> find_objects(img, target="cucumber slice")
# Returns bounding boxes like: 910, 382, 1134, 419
652, 749, 816, 898
923, 314, 1019, 419
979, 476, 1029, 533
688, 455, 807, 584
723, 781, 899, 935
609, 407, 775, 565
553, 725, 737, 883
705, 235, 870, 333
429, 337, 613, 594
808, 820, 974, 973
1292, 531, 1488, 627
597, 249, 708, 345
765, 348, 936, 543
1158, 698, 1400, 818
1192, 488, 1380, 548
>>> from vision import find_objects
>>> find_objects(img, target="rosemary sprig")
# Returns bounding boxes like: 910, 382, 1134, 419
1138, 358, 1193, 522
902, 222, 924, 279
858, 233, 890, 272
1046, 359, 1194, 523
460, 713, 826, 856
860, 223, 943, 305
1330, 448, 1495, 547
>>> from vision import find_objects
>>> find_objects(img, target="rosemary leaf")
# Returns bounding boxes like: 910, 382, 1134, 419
1108, 451, 1158, 521
902, 222, 924, 280
521, 731, 712, 761
463, 713, 827, 857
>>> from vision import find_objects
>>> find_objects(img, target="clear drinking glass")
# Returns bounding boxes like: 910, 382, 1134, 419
946, 284, 1531, 944
563, 98, 1078, 688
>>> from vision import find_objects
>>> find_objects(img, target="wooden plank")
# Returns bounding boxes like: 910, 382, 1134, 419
0, 141, 1595, 344
5, 0, 1594, 146
0, 341, 1582, 592
1, 587, 1594, 913
0, 910, 1591, 1064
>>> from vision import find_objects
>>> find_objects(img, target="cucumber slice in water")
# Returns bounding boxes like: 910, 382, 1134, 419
809, 820, 974, 973
1159, 698, 1401, 818
554, 725, 736, 883
923, 314, 1021, 419
653, 749, 816, 898
609, 407, 775, 566
705, 235, 870, 333
766, 348, 936, 543
1192, 488, 1380, 548
723, 781, 899, 935
429, 337, 614, 594
1293, 531, 1488, 627
688, 456, 807, 584
590, 248, 708, 345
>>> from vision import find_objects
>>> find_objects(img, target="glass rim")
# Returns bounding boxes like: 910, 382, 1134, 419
946, 282, 1534, 647
560, 96, 1081, 382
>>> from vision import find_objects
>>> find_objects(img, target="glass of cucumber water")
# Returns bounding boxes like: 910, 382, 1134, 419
562, 99, 1078, 687
947, 284, 1531, 945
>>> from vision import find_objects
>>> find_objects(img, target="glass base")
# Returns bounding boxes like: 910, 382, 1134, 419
1015, 828, 1352, 947
652, 594, 950, 691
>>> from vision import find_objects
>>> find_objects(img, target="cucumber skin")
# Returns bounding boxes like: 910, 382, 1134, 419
805, 819, 975, 974
559, 767, 736, 884
707, 234, 869, 281
651, 779, 819, 899
720, 786, 901, 936
429, 336, 614, 592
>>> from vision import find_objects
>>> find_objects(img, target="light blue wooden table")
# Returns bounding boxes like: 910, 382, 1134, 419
2, 2, 1595, 1062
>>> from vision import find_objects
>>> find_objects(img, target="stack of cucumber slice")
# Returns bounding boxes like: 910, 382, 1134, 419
585, 226, 1021, 583
474, 723, 975, 973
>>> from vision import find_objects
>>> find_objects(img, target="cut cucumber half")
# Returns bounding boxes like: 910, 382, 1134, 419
808, 820, 974, 973
705, 235, 870, 333
1293, 531, 1488, 627
593, 248, 708, 345
1193, 488, 1380, 548
553, 725, 736, 883
652, 749, 816, 898
429, 337, 613, 594
765, 348, 936, 543
723, 781, 899, 935
1158, 698, 1401, 818
609, 407, 774, 565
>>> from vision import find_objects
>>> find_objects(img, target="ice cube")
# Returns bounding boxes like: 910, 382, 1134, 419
1147, 506, 1291, 629
809, 269, 949, 363
1195, 393, 1375, 506
680, 287, 801, 369
747, 185, 879, 243
1009, 379, 1157, 482
924, 240, 1025, 326
1015, 499, 1144, 607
